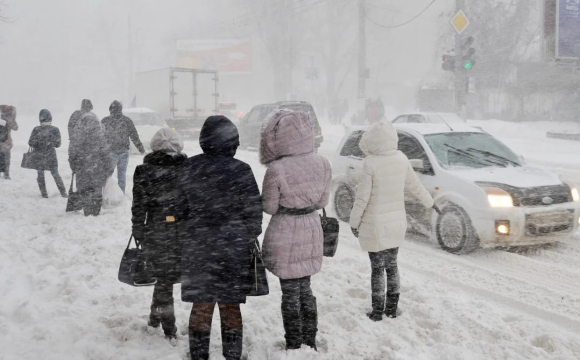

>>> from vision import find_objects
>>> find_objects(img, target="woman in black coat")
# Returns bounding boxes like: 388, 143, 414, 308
28, 109, 67, 198
131, 128, 187, 346
177, 116, 263, 360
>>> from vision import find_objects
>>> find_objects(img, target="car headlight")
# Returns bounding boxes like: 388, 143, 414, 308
483, 187, 514, 208
572, 187, 579, 202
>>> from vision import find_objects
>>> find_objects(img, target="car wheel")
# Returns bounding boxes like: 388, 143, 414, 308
334, 185, 355, 223
436, 205, 479, 254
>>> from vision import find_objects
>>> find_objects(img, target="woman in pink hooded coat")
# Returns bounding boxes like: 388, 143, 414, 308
260, 109, 332, 351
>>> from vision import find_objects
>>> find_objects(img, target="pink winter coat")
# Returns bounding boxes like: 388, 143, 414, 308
260, 110, 332, 280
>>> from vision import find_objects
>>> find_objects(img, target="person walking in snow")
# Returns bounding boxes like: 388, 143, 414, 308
101, 100, 146, 193
176, 116, 262, 360
131, 128, 187, 346
68, 99, 93, 141
0, 105, 18, 180
349, 121, 438, 321
68, 111, 114, 216
260, 109, 332, 351
28, 109, 67, 198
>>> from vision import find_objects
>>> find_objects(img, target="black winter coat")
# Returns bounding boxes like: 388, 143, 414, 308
101, 103, 145, 153
28, 124, 61, 170
132, 151, 188, 284
177, 116, 263, 304
68, 112, 114, 191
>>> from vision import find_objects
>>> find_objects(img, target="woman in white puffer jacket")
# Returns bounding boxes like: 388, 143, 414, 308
349, 121, 437, 321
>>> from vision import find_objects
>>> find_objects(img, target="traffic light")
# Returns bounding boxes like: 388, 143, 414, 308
461, 36, 476, 70
442, 54, 455, 71
305, 67, 319, 80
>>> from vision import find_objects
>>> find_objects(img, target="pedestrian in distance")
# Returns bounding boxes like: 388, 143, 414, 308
28, 109, 67, 198
101, 100, 146, 193
349, 121, 439, 321
68, 99, 93, 141
0, 105, 19, 180
68, 110, 114, 216
260, 109, 332, 351
176, 116, 262, 360
131, 128, 187, 347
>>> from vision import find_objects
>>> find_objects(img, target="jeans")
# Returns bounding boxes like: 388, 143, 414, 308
279, 276, 318, 349
110, 150, 129, 193
369, 248, 400, 312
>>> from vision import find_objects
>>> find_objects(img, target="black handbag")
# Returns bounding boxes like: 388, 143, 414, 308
66, 174, 84, 212
118, 235, 157, 287
246, 239, 269, 296
321, 208, 339, 257
21, 148, 42, 170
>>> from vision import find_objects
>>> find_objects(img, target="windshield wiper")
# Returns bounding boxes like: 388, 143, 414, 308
443, 144, 495, 167
466, 148, 520, 167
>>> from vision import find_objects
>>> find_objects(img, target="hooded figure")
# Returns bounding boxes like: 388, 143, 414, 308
28, 109, 67, 197
176, 116, 262, 360
131, 128, 187, 345
68, 111, 114, 216
101, 100, 145, 193
260, 109, 332, 351
349, 121, 434, 321
68, 99, 93, 140
0, 105, 18, 179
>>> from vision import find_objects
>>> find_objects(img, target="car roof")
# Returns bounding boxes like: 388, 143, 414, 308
397, 112, 457, 117
124, 108, 156, 114
394, 123, 484, 135
344, 123, 483, 136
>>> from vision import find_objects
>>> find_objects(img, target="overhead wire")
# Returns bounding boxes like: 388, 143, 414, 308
365, 0, 438, 29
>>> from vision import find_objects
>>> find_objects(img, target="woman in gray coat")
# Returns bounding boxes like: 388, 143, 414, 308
260, 110, 332, 351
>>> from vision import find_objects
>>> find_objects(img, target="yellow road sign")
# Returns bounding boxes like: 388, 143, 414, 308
450, 10, 470, 35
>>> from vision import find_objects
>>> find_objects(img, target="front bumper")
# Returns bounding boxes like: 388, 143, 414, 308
471, 202, 580, 247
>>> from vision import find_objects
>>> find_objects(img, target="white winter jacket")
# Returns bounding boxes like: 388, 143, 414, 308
349, 121, 434, 252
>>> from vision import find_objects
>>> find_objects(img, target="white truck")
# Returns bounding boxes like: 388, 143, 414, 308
135, 68, 219, 138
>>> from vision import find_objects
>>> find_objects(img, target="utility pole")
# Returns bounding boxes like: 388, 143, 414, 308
358, 0, 367, 124
454, 0, 466, 116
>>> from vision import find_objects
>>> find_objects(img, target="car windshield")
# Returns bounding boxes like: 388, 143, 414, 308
424, 132, 521, 169
426, 113, 465, 124
126, 112, 166, 127
281, 104, 320, 128
248, 105, 277, 123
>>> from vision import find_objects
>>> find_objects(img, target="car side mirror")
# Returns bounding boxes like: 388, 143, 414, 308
410, 159, 424, 170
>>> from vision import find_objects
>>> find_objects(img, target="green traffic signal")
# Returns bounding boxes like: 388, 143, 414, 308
464, 60, 474, 70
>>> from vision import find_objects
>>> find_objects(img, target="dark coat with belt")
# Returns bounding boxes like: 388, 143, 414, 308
68, 112, 114, 192
131, 150, 188, 284
177, 116, 263, 304
28, 124, 61, 170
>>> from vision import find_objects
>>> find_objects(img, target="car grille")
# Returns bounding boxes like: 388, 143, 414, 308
525, 209, 574, 236
510, 184, 572, 207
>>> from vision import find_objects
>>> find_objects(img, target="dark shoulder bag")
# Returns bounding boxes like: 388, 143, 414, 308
321, 208, 339, 257
246, 239, 269, 296
21, 148, 42, 170
66, 174, 84, 212
118, 235, 157, 287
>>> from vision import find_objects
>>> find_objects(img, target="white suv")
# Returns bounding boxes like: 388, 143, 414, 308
332, 123, 580, 254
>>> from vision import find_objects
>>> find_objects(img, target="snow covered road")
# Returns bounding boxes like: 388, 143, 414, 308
2, 118, 580, 359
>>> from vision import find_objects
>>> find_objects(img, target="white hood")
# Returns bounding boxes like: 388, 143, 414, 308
450, 165, 564, 188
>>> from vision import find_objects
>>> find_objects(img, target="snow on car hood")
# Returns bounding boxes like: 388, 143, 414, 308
449, 165, 563, 188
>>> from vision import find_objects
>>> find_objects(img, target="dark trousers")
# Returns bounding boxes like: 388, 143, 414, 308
369, 248, 400, 312
0, 150, 10, 176
149, 281, 176, 336
37, 166, 66, 196
189, 302, 243, 360
80, 187, 102, 216
280, 276, 318, 349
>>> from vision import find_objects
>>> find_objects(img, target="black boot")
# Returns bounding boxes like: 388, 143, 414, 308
55, 175, 68, 198
222, 326, 243, 360
281, 304, 302, 350
37, 177, 48, 198
366, 292, 385, 322
189, 328, 211, 360
385, 294, 400, 319
83, 189, 102, 216
160, 304, 177, 337
301, 295, 318, 351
